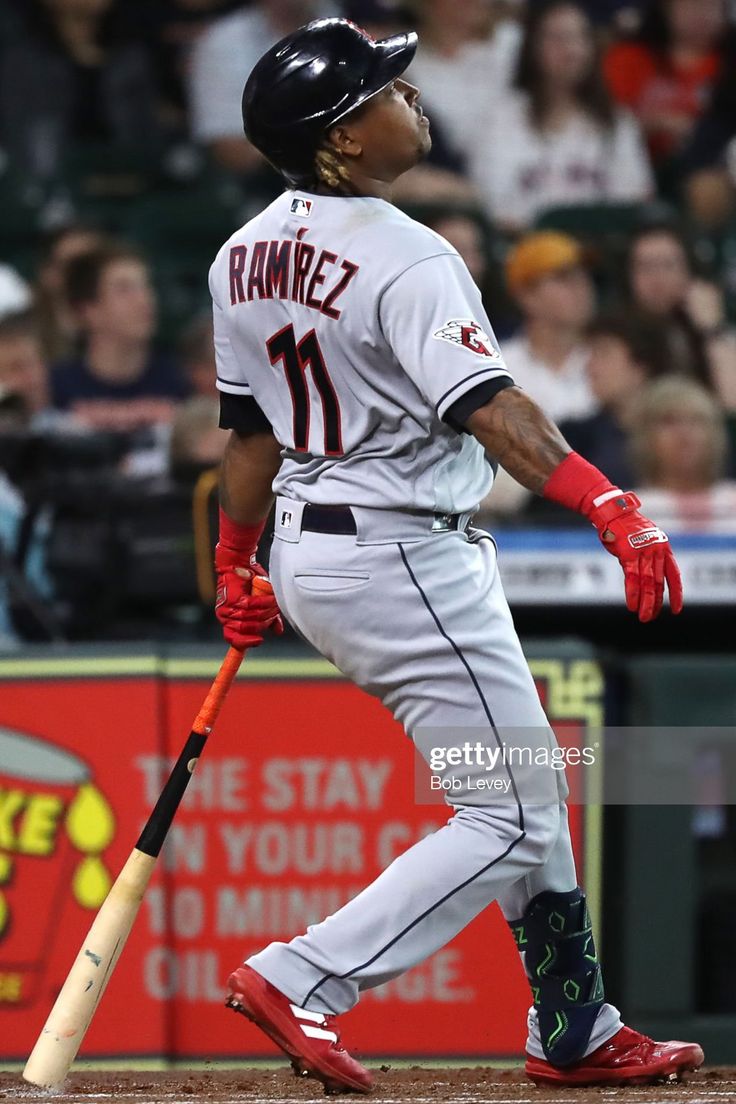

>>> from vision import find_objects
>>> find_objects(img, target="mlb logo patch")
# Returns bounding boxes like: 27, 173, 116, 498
281, 510, 293, 529
290, 197, 313, 218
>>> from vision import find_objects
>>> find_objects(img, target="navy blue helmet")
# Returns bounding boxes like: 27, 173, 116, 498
242, 18, 418, 187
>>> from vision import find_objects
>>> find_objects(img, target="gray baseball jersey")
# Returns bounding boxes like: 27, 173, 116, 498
210, 189, 513, 514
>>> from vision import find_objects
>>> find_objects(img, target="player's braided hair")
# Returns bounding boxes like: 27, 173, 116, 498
314, 144, 355, 196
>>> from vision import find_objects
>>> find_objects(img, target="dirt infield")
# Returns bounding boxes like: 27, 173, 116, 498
3, 1067, 736, 1104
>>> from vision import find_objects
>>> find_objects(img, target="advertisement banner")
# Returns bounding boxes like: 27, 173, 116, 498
0, 657, 166, 1059
0, 649, 602, 1060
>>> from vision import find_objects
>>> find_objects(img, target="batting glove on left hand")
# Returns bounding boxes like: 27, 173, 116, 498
588, 491, 683, 623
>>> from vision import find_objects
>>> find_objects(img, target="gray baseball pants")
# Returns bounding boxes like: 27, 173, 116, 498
247, 497, 621, 1058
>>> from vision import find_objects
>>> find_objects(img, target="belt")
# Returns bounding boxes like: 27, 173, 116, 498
300, 504, 465, 536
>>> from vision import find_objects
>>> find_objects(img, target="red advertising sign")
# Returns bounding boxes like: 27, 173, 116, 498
0, 662, 166, 1058
0, 651, 602, 1061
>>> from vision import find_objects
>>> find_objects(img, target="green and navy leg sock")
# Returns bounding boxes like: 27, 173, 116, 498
509, 887, 607, 1067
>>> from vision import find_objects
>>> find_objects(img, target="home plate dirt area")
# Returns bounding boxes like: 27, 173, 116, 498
3, 1067, 736, 1104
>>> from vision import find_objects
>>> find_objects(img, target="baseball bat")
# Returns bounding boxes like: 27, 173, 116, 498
23, 579, 271, 1089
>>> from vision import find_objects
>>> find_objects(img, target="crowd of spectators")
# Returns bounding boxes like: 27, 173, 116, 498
0, 0, 735, 642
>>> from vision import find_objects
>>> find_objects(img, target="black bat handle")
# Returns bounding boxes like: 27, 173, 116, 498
135, 731, 207, 858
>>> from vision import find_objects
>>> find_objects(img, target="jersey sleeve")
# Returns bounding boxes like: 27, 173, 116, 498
209, 260, 252, 397
209, 257, 273, 432
378, 252, 514, 422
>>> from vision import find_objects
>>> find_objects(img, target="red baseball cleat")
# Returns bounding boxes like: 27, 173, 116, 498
226, 965, 372, 1095
526, 1025, 704, 1086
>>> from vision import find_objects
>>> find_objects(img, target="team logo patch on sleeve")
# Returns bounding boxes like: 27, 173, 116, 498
290, 197, 313, 217
432, 319, 501, 359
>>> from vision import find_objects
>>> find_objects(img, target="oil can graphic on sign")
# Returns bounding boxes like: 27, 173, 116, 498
0, 728, 115, 1007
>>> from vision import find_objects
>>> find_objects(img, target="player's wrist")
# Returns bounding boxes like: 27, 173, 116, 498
218, 508, 266, 560
542, 452, 619, 518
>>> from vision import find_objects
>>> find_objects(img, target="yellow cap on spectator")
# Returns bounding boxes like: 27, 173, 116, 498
505, 232, 584, 295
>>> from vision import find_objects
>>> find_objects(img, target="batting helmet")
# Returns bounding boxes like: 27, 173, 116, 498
242, 18, 418, 188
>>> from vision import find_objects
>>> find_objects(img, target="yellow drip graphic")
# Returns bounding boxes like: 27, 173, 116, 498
66, 784, 115, 852
66, 784, 116, 909
72, 856, 111, 909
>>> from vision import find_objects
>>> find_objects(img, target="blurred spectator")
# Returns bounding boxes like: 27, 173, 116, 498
679, 30, 736, 228
0, 314, 56, 644
560, 311, 669, 487
34, 223, 106, 362
0, 472, 33, 644
180, 313, 217, 397
408, 0, 523, 168
604, 0, 729, 166
684, 157, 736, 231
170, 396, 227, 479
0, 265, 32, 319
426, 210, 490, 288
479, 229, 597, 519
51, 243, 188, 433
632, 376, 736, 532
123, 0, 246, 125
0, 504, 57, 643
625, 222, 736, 409
424, 207, 521, 328
0, 0, 163, 180
188, 1, 334, 176
0, 312, 64, 430
502, 231, 597, 421
580, 1, 649, 28
470, 0, 653, 231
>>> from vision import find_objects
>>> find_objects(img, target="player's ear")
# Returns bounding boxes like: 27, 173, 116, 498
328, 124, 363, 158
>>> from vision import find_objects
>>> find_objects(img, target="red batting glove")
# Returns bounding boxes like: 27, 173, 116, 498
215, 510, 284, 649
544, 454, 683, 623
585, 489, 683, 622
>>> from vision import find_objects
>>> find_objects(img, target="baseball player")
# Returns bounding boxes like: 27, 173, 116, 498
210, 18, 703, 1094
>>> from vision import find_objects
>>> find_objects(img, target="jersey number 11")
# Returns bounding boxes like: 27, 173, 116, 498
267, 325, 343, 456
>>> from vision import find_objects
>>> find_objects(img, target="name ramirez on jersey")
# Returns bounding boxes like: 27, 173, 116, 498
228, 238, 359, 319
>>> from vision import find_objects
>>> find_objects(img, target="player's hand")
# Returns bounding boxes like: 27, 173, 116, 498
588, 492, 683, 622
214, 544, 284, 649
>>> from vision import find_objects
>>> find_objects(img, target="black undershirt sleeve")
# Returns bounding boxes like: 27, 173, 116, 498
443, 376, 515, 434
220, 378, 514, 439
219, 392, 273, 435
